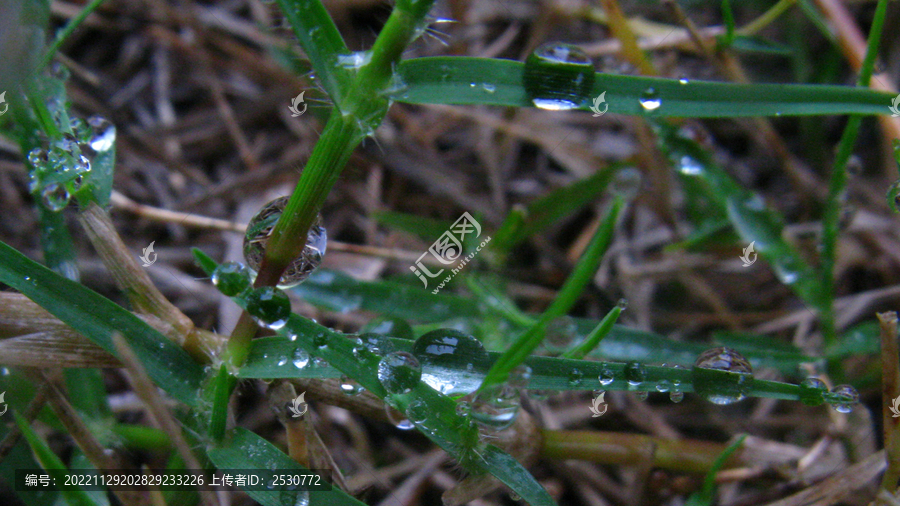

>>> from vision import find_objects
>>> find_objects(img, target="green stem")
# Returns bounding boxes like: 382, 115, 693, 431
561, 304, 622, 360
820, 0, 889, 351
38, 0, 109, 71
736, 0, 797, 37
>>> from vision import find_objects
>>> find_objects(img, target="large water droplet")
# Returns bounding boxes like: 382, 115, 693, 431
799, 377, 827, 406
245, 286, 291, 329
523, 42, 595, 111
377, 352, 422, 395
471, 384, 520, 431
340, 376, 364, 396
599, 366, 615, 386
87, 116, 116, 152
624, 362, 646, 386
385, 404, 414, 430
692, 347, 753, 405
41, 183, 70, 212
829, 384, 859, 413
406, 398, 429, 425
411, 329, 490, 396
639, 88, 661, 111
211, 261, 252, 296
243, 197, 326, 289
361, 316, 414, 340
291, 348, 309, 369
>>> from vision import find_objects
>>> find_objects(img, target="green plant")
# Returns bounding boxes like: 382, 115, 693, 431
1, 0, 898, 505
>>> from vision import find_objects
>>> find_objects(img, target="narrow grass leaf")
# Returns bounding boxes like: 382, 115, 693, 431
0, 240, 203, 405
14, 412, 100, 506
480, 198, 621, 390
275, 0, 352, 104
396, 57, 895, 117
208, 428, 365, 506
686, 435, 746, 506
561, 305, 622, 360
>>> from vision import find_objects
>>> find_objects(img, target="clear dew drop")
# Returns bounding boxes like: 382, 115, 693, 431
276, 355, 288, 367
377, 352, 422, 395
471, 384, 520, 431
340, 376, 364, 396
656, 380, 670, 393
829, 384, 859, 413
678, 155, 704, 176
799, 377, 827, 406
481, 83, 496, 93
609, 167, 642, 201
291, 348, 309, 369
635, 390, 649, 401
385, 404, 414, 430
243, 197, 326, 289
406, 399, 429, 425
211, 261, 252, 296
313, 332, 328, 348
624, 362, 646, 386
599, 367, 615, 386
358, 332, 395, 358
543, 316, 582, 354
523, 42, 595, 111
639, 87, 661, 111
692, 347, 753, 405
87, 116, 116, 152
245, 286, 291, 330
41, 183, 70, 212
669, 391, 684, 403
568, 368, 584, 387
410, 329, 490, 396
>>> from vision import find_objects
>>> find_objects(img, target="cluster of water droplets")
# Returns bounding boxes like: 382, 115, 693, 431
243, 197, 327, 289
27, 114, 115, 212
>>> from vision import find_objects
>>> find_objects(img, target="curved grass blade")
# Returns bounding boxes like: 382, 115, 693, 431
275, 0, 352, 104
395, 57, 895, 117
208, 428, 365, 506
0, 240, 203, 405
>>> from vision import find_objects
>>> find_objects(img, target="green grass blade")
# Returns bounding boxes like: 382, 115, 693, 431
38, 0, 107, 70
37, 205, 79, 280
561, 304, 622, 360
207, 365, 234, 443
685, 435, 746, 506
275, 0, 352, 104
396, 57, 895, 117
0, 240, 204, 405
14, 412, 100, 506
208, 428, 364, 506
64, 369, 112, 421
480, 198, 621, 390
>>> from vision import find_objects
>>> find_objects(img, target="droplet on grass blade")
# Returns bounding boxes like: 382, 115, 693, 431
377, 352, 422, 395
692, 347, 753, 405
245, 286, 291, 330
411, 329, 490, 396
523, 43, 595, 111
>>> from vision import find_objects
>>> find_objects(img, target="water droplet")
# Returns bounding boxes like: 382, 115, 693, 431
277, 355, 288, 366
41, 183, 70, 211
211, 261, 252, 296
406, 399, 429, 425
245, 286, 291, 330
692, 347, 753, 405
799, 377, 827, 406
411, 329, 490, 395
357, 332, 395, 357
635, 390, 649, 401
678, 78, 689, 85
244, 197, 326, 288
291, 348, 309, 369
481, 83, 496, 93
568, 368, 584, 386
599, 366, 615, 386
471, 384, 520, 430
639, 88, 661, 111
336, 51, 372, 70
656, 380, 670, 392
361, 316, 413, 340
543, 316, 581, 354
678, 155, 704, 176
340, 376, 364, 395
523, 42, 595, 111
508, 364, 532, 390
616, 298, 628, 310
669, 391, 684, 403
385, 404, 414, 430
624, 362, 646, 386
312, 356, 328, 368
312, 332, 328, 348
377, 352, 422, 395
609, 167, 641, 200
87, 116, 116, 152
829, 384, 859, 413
